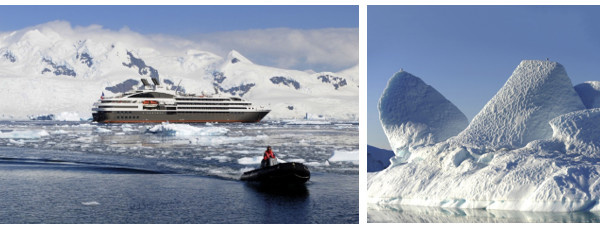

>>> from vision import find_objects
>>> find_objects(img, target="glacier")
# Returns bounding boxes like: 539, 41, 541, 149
369, 60, 600, 212
378, 71, 468, 159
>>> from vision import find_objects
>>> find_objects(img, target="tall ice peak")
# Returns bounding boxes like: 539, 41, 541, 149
453, 60, 585, 150
378, 71, 469, 156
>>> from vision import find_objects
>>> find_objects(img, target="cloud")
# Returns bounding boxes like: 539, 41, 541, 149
2, 21, 357, 73
190, 28, 358, 72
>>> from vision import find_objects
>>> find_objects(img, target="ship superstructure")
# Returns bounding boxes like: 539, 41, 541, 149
92, 78, 270, 123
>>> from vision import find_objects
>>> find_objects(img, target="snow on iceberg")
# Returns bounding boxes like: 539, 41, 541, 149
369, 60, 600, 212
550, 108, 600, 156
146, 122, 229, 137
378, 71, 468, 157
453, 60, 585, 150
574, 81, 600, 109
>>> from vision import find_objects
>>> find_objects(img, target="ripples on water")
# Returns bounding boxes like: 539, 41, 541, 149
0, 120, 359, 223
0, 121, 358, 179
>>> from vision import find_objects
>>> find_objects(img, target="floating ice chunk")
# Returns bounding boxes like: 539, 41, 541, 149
574, 81, 600, 109
121, 124, 137, 132
204, 156, 230, 163
328, 150, 359, 164
0, 129, 49, 139
77, 123, 93, 128
190, 135, 267, 146
454, 60, 585, 150
94, 127, 112, 133
238, 156, 263, 165
146, 122, 229, 137
8, 139, 25, 145
52, 129, 68, 134
379, 71, 468, 156
81, 201, 100, 206
284, 120, 332, 125
305, 160, 330, 166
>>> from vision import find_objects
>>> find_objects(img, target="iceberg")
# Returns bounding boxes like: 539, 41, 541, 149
549, 108, 600, 156
574, 81, 600, 109
369, 60, 600, 212
453, 60, 585, 150
378, 71, 468, 158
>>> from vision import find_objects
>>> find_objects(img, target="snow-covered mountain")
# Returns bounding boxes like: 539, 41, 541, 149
369, 60, 600, 212
0, 21, 358, 120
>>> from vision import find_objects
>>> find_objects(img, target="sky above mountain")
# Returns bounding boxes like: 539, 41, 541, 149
0, 5, 358, 72
369, 5, 600, 150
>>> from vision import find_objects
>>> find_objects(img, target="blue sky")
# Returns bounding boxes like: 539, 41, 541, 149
0, 5, 358, 72
0, 5, 358, 35
368, 6, 600, 150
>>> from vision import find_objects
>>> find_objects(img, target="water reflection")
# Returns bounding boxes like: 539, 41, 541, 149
368, 204, 600, 223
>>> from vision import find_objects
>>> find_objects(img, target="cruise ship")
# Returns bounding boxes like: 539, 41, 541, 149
92, 78, 270, 123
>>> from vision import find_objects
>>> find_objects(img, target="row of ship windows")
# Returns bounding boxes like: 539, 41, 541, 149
117, 116, 140, 119
101, 100, 240, 104
101, 106, 248, 110
99, 106, 138, 109
176, 103, 251, 106
177, 107, 249, 110
175, 98, 233, 101
101, 100, 136, 104
104, 111, 247, 115
100, 104, 249, 108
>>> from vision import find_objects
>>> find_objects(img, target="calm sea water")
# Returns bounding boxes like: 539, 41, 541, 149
368, 204, 600, 223
0, 121, 358, 223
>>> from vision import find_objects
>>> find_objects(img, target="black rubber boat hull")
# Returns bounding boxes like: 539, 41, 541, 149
240, 162, 310, 184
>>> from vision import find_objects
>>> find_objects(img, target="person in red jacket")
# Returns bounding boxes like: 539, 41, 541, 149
261, 146, 277, 168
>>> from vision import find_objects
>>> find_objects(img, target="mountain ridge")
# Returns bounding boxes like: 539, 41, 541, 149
0, 21, 358, 120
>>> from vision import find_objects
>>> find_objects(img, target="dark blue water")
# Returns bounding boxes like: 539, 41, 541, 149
0, 155, 357, 223
0, 121, 358, 223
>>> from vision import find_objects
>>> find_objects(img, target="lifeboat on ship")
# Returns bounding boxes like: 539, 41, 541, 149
142, 100, 159, 108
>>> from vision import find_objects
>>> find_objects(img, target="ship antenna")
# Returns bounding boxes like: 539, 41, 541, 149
175, 79, 182, 94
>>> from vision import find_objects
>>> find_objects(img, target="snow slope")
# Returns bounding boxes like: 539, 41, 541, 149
369, 60, 600, 212
575, 81, 600, 109
0, 21, 358, 120
453, 60, 585, 150
378, 71, 468, 157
